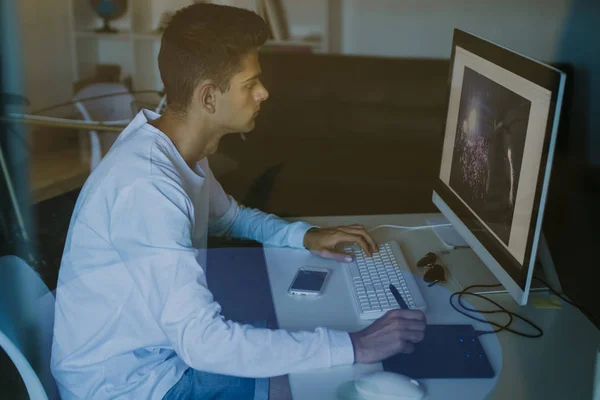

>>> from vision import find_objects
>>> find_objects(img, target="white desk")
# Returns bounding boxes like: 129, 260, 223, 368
264, 214, 600, 400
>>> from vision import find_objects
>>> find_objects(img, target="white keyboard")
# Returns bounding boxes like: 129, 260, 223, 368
344, 240, 427, 320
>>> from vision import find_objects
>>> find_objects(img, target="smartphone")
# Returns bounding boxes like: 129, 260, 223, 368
288, 267, 331, 296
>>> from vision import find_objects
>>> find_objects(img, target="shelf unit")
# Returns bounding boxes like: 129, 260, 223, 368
68, 0, 335, 93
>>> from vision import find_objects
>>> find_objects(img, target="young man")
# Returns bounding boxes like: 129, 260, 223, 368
51, 4, 426, 399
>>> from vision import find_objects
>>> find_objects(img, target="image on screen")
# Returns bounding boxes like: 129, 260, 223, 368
449, 66, 531, 245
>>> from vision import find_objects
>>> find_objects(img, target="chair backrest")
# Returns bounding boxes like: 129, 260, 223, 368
73, 82, 136, 122
73, 83, 136, 170
0, 256, 59, 400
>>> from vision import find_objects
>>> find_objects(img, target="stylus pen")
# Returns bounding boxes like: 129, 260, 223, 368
389, 284, 409, 309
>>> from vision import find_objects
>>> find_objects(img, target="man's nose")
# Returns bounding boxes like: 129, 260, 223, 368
257, 82, 269, 102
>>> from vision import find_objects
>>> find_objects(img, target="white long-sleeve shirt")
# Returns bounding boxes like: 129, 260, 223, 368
51, 109, 354, 400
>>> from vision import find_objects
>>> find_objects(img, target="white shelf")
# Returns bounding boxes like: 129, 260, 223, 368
133, 32, 162, 40
69, 0, 335, 93
75, 31, 132, 40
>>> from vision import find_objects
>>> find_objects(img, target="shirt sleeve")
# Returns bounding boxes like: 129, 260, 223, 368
109, 178, 353, 378
206, 167, 317, 248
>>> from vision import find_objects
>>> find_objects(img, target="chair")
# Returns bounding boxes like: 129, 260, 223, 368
0, 255, 59, 399
73, 83, 137, 170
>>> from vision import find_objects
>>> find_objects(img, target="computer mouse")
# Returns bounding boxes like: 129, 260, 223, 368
354, 371, 425, 400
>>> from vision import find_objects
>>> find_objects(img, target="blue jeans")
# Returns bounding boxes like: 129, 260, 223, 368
162, 368, 269, 400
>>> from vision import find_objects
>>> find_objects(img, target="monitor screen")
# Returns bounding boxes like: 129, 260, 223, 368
434, 30, 565, 304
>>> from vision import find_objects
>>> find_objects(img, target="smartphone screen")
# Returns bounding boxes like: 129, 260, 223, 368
291, 269, 328, 292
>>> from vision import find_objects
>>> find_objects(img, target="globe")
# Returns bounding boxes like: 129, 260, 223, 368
90, 0, 128, 33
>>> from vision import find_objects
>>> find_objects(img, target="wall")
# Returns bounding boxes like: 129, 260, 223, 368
340, 0, 600, 166
280, 0, 327, 38
17, 0, 73, 116
554, 0, 600, 166
548, 0, 600, 322
1, 0, 24, 102
219, 0, 328, 39
341, 0, 571, 61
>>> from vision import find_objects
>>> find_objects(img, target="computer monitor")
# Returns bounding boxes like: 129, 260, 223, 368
433, 29, 566, 305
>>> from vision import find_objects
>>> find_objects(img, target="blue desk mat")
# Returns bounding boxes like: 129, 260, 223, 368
382, 324, 495, 379
206, 247, 275, 399
205, 246, 279, 328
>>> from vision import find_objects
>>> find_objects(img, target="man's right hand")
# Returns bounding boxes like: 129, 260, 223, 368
349, 309, 427, 364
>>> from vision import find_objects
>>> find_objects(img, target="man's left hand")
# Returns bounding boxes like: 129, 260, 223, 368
303, 224, 379, 263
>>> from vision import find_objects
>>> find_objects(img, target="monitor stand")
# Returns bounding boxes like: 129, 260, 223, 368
439, 233, 561, 295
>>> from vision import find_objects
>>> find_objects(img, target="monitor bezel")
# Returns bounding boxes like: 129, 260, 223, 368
434, 29, 564, 293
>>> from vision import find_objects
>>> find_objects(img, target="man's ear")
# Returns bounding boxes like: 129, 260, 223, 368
195, 81, 218, 114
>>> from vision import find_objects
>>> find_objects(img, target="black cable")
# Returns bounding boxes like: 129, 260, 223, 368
30, 90, 163, 115
533, 276, 598, 328
449, 283, 544, 338
452, 285, 513, 333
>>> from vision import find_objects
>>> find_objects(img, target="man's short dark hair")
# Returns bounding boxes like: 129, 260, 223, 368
158, 3, 269, 113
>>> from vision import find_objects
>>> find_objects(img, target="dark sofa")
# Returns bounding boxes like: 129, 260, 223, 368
217, 53, 451, 217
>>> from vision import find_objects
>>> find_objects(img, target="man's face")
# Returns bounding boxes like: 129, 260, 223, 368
214, 50, 269, 134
